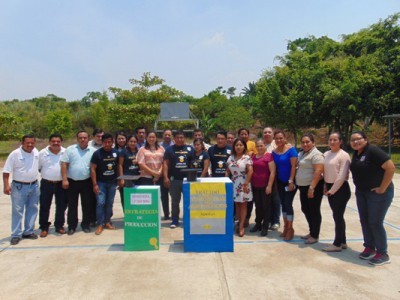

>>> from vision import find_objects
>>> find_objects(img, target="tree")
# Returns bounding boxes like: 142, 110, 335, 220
199, 111, 217, 143
81, 91, 103, 107
44, 109, 73, 138
226, 87, 236, 98
341, 13, 400, 128
109, 72, 185, 104
106, 103, 160, 132
0, 106, 22, 140
257, 37, 329, 147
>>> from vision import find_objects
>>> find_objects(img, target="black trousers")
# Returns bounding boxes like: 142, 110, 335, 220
298, 179, 324, 239
140, 177, 170, 218
39, 179, 67, 230
246, 201, 254, 220
253, 186, 271, 228
66, 178, 94, 230
326, 181, 351, 246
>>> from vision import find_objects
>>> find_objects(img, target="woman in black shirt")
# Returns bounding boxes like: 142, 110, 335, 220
349, 131, 395, 266
118, 134, 140, 210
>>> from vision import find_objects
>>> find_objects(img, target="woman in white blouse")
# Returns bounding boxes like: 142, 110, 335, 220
295, 133, 325, 245
322, 132, 351, 252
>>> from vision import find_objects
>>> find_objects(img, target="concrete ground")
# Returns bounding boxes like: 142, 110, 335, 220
0, 171, 399, 300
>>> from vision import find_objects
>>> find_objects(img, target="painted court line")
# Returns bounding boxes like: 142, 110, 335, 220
346, 205, 400, 231
1, 238, 400, 251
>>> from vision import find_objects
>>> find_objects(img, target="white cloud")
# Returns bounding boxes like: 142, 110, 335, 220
203, 32, 225, 47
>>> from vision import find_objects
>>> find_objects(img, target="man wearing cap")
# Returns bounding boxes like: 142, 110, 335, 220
3, 134, 40, 245
38, 133, 68, 237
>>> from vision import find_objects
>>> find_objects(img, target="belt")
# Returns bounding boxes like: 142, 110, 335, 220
13, 180, 38, 185
42, 178, 62, 184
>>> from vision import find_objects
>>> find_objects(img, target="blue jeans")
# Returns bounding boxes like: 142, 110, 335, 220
11, 181, 40, 238
270, 187, 281, 225
356, 183, 394, 255
96, 181, 117, 226
277, 179, 297, 221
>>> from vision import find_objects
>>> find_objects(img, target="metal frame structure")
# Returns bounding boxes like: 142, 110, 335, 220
154, 102, 199, 133
382, 114, 400, 158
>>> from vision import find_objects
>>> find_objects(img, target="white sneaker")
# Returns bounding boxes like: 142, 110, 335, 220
271, 223, 280, 230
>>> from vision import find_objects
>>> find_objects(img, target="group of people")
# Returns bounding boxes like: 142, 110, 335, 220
2, 126, 395, 266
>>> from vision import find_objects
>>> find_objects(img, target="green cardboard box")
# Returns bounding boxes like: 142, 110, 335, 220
124, 186, 160, 251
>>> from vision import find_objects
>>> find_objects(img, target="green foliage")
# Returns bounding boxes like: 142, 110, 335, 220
257, 14, 400, 147
199, 111, 217, 143
90, 91, 110, 131
0, 106, 23, 140
191, 87, 255, 132
107, 103, 160, 132
44, 109, 73, 139
81, 91, 103, 107
109, 72, 185, 105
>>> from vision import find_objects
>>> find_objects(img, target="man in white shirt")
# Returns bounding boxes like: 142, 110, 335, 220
38, 133, 67, 237
190, 129, 211, 150
3, 134, 40, 245
88, 128, 104, 150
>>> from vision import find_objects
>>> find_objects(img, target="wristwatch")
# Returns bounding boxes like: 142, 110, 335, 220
309, 186, 314, 190
288, 180, 293, 184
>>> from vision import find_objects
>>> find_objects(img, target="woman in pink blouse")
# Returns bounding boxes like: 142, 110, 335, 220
322, 132, 351, 252
250, 139, 276, 236
137, 130, 165, 186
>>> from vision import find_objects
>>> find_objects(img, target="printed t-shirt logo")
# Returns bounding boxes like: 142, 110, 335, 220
227, 150, 231, 154
179, 156, 185, 162
218, 161, 224, 168
107, 163, 113, 170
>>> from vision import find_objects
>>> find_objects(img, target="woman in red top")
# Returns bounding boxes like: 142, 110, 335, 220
250, 138, 276, 236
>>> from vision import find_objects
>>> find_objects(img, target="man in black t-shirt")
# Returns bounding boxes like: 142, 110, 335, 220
208, 131, 232, 177
90, 133, 119, 235
163, 130, 195, 228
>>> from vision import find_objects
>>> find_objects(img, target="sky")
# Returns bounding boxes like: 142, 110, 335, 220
0, 1, 398, 101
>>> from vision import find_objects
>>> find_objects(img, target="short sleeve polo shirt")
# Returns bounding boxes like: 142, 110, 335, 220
350, 143, 390, 190
3, 147, 39, 182
38, 146, 66, 181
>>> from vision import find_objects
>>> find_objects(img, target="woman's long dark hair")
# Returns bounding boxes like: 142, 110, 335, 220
114, 131, 127, 150
126, 134, 139, 153
232, 138, 248, 156
193, 138, 205, 151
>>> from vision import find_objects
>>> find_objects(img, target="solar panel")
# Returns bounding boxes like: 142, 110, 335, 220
160, 103, 190, 120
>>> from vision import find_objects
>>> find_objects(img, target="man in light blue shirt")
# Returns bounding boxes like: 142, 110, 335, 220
61, 131, 96, 235
135, 126, 147, 148
160, 129, 174, 149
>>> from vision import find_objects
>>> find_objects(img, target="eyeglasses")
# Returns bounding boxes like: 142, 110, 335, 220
350, 138, 364, 143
